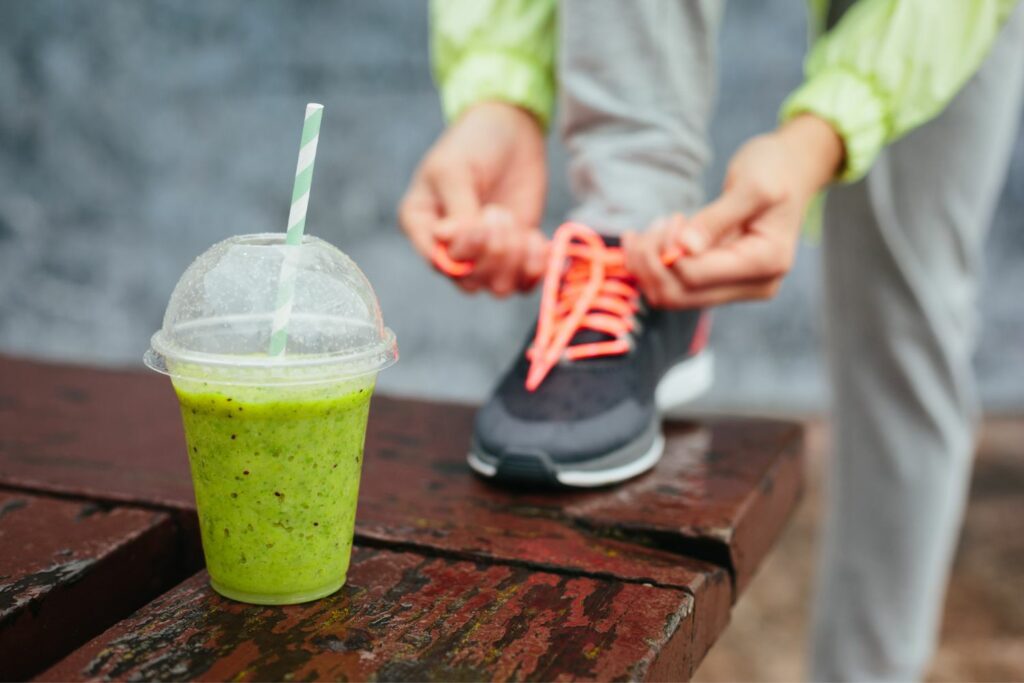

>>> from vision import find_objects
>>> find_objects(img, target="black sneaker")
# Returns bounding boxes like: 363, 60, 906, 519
468, 222, 713, 488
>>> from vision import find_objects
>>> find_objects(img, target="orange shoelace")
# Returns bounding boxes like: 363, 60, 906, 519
433, 222, 685, 391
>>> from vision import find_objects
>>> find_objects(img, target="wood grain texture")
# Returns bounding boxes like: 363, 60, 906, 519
0, 356, 798, 593
0, 355, 192, 509
2, 355, 804, 680
363, 396, 804, 596
41, 546, 699, 682
358, 398, 734, 666
560, 418, 806, 594
0, 355, 803, 597
0, 493, 179, 680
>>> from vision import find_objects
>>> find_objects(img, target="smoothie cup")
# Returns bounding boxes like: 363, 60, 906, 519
145, 233, 397, 604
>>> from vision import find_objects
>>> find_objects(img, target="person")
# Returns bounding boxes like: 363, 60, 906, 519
402, 0, 720, 489
399, 0, 1024, 679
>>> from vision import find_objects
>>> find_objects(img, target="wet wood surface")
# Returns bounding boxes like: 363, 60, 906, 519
0, 354, 802, 591
41, 547, 699, 682
363, 399, 804, 596
0, 492, 180, 680
0, 354, 805, 680
0, 356, 193, 510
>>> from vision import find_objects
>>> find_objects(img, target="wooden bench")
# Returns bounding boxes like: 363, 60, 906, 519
0, 354, 804, 681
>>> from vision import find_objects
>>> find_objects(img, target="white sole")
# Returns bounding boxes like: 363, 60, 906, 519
467, 451, 498, 478
468, 351, 714, 487
467, 431, 666, 488
655, 351, 714, 416
554, 431, 665, 487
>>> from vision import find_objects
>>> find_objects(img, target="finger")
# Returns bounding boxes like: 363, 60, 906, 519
491, 229, 525, 297
628, 220, 674, 306
466, 222, 509, 290
672, 211, 797, 288
433, 216, 460, 243
638, 225, 686, 308
518, 232, 548, 291
455, 204, 511, 289
623, 230, 657, 304
628, 230, 672, 306
428, 214, 478, 281
455, 277, 482, 294
472, 208, 513, 292
481, 203, 514, 228
398, 181, 441, 258
447, 225, 488, 262
659, 276, 783, 309
659, 213, 688, 264
622, 231, 641, 282
684, 184, 776, 255
672, 234, 790, 289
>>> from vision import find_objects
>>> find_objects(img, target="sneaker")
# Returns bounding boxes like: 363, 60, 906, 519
466, 222, 713, 488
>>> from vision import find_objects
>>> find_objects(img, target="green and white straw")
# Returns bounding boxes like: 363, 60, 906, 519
269, 103, 324, 357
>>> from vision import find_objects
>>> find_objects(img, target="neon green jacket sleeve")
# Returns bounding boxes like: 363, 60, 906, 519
430, 0, 557, 128
782, 0, 1020, 182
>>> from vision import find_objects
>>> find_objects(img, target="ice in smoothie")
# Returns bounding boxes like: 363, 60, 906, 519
173, 375, 373, 604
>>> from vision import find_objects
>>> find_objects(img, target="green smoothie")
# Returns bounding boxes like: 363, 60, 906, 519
173, 374, 373, 604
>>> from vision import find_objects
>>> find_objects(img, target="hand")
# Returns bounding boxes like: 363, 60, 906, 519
437, 204, 550, 294
399, 101, 549, 295
626, 115, 844, 308
623, 213, 690, 308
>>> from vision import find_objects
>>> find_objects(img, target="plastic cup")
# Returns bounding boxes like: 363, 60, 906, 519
145, 233, 397, 604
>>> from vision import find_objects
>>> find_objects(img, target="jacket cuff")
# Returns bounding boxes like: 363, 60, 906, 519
781, 69, 889, 183
439, 50, 554, 129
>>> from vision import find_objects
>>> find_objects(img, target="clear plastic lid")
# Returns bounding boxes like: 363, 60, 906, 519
145, 233, 397, 385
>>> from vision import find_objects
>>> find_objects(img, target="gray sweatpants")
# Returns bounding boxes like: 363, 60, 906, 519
559, 0, 722, 233
812, 4, 1024, 680
557, 1, 1024, 681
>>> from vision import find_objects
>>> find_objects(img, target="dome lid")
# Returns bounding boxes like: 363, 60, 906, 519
145, 233, 397, 385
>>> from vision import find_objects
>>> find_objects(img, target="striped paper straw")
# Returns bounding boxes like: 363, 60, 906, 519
269, 103, 324, 356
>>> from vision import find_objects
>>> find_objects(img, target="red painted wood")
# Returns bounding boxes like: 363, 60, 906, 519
357, 401, 733, 663
362, 397, 803, 595
561, 419, 806, 594
0, 492, 180, 680
41, 547, 699, 682
1, 354, 804, 679
0, 355, 192, 509
0, 354, 802, 596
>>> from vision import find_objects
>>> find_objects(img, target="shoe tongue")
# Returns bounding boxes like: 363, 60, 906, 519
569, 328, 615, 346
564, 232, 625, 349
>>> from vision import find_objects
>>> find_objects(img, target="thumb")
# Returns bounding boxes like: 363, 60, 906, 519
434, 166, 481, 228
481, 203, 515, 230
684, 183, 772, 255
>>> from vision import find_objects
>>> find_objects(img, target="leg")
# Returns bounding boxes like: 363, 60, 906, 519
558, 0, 722, 234
469, 2, 720, 488
812, 7, 1024, 681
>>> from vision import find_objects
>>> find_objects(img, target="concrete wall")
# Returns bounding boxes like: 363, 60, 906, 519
1, 1, 1022, 411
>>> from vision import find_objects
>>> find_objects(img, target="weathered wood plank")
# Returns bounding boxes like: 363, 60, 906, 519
364, 397, 804, 595
0, 354, 803, 676
0, 354, 802, 596
561, 418, 805, 594
41, 547, 700, 682
0, 355, 727, 581
0, 493, 180, 680
358, 400, 733, 663
0, 355, 192, 510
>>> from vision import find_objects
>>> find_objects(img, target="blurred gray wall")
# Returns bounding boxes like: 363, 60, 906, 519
1, 1, 1022, 412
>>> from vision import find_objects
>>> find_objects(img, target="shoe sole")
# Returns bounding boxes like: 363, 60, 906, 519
468, 352, 714, 488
